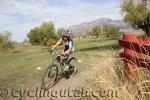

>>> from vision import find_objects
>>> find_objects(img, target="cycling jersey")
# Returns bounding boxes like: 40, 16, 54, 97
59, 39, 74, 52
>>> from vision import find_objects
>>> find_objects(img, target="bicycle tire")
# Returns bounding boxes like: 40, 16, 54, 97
68, 57, 78, 77
42, 64, 58, 89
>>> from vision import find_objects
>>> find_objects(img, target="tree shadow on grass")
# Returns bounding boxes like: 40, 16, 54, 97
76, 43, 122, 52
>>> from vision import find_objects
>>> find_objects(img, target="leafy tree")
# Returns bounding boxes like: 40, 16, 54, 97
0, 31, 11, 43
103, 25, 120, 37
56, 28, 65, 38
88, 26, 102, 38
87, 25, 120, 38
0, 31, 14, 50
121, 0, 150, 36
27, 21, 57, 46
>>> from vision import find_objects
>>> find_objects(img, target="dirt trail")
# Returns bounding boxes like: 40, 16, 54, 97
25, 58, 113, 100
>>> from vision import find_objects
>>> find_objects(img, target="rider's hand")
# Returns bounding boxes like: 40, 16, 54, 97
61, 52, 66, 56
62, 52, 68, 56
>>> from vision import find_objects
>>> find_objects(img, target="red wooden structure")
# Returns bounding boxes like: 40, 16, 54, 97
119, 33, 150, 80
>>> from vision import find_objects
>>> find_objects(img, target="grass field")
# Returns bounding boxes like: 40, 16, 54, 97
0, 38, 120, 89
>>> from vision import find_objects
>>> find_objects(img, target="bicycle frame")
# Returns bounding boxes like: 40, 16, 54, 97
50, 51, 67, 74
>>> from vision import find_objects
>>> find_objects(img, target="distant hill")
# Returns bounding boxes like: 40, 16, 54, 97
68, 18, 134, 36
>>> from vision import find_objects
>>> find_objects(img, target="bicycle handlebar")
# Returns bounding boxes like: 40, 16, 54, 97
48, 50, 61, 57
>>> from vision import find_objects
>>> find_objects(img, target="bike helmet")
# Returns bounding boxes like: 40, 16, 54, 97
62, 30, 71, 37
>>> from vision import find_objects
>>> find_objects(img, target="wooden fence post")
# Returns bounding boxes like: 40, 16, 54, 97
123, 34, 139, 80
119, 33, 150, 80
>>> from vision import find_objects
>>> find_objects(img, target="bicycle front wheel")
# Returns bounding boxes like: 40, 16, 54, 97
42, 64, 58, 89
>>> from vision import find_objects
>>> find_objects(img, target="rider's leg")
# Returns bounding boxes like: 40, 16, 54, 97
60, 55, 70, 79
63, 57, 70, 79
60, 56, 64, 65
60, 55, 67, 65
60, 55, 70, 71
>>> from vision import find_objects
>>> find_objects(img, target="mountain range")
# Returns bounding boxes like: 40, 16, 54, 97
68, 18, 134, 35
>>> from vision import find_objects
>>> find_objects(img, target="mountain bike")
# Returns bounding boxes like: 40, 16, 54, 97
42, 51, 78, 89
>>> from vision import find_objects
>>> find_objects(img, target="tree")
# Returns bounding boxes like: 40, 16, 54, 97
27, 21, 57, 46
0, 31, 11, 43
88, 26, 102, 38
103, 25, 120, 37
121, 0, 150, 36
56, 28, 65, 38
0, 31, 14, 50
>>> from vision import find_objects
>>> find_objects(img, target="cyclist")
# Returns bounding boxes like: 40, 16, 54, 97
50, 30, 74, 77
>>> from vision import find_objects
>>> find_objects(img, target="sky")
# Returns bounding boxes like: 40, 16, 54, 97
0, 0, 122, 42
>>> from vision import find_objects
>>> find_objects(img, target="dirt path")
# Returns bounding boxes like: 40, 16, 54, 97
1, 57, 113, 100
25, 58, 113, 100
0, 55, 116, 100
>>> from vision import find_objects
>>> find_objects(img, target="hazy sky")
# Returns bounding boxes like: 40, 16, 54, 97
0, 0, 122, 42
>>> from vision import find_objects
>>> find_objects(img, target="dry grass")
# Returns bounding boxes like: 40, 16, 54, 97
81, 50, 150, 100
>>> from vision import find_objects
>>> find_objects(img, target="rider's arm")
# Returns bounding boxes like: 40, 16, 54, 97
51, 39, 62, 50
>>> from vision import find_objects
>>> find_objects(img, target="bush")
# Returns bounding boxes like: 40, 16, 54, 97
27, 21, 58, 46
0, 31, 15, 51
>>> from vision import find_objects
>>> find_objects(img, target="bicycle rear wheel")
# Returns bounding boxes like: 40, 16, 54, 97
42, 64, 58, 89
68, 57, 78, 76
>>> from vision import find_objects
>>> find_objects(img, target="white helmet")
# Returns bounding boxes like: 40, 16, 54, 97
62, 30, 71, 37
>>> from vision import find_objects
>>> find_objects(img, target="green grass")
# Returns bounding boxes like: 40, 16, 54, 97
0, 38, 120, 88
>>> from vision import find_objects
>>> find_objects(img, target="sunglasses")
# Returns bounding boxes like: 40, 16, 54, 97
62, 36, 68, 38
